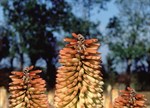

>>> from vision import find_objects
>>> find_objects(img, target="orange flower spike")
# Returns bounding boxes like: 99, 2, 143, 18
9, 66, 49, 108
72, 32, 78, 38
28, 65, 34, 70
55, 33, 103, 108
85, 55, 101, 60
30, 78, 43, 83
10, 82, 23, 86
63, 47, 74, 51
135, 100, 145, 107
135, 94, 145, 99
64, 38, 77, 42
127, 87, 134, 91
60, 49, 77, 55
11, 71, 24, 76
29, 70, 42, 76
69, 41, 78, 45
114, 87, 147, 108
85, 48, 98, 54
87, 46, 99, 50
11, 78, 23, 82
84, 39, 98, 44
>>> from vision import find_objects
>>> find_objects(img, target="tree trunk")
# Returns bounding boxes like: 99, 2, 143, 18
30, 56, 38, 66
147, 56, 150, 73
20, 53, 24, 70
10, 57, 13, 70
46, 60, 56, 90
125, 59, 132, 89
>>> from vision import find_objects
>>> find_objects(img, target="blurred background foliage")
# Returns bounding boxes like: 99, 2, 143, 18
0, 0, 150, 91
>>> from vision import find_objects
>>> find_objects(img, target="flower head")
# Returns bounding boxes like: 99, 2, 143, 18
9, 66, 50, 108
54, 33, 104, 108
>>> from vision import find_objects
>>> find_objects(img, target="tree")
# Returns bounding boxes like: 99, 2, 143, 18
0, 26, 9, 62
105, 0, 150, 87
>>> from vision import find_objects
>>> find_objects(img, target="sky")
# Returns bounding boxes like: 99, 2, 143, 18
0, 7, 4, 24
97, 0, 118, 31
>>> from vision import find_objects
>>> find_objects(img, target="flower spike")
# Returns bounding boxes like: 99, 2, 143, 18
113, 87, 147, 108
9, 66, 50, 108
54, 33, 104, 108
